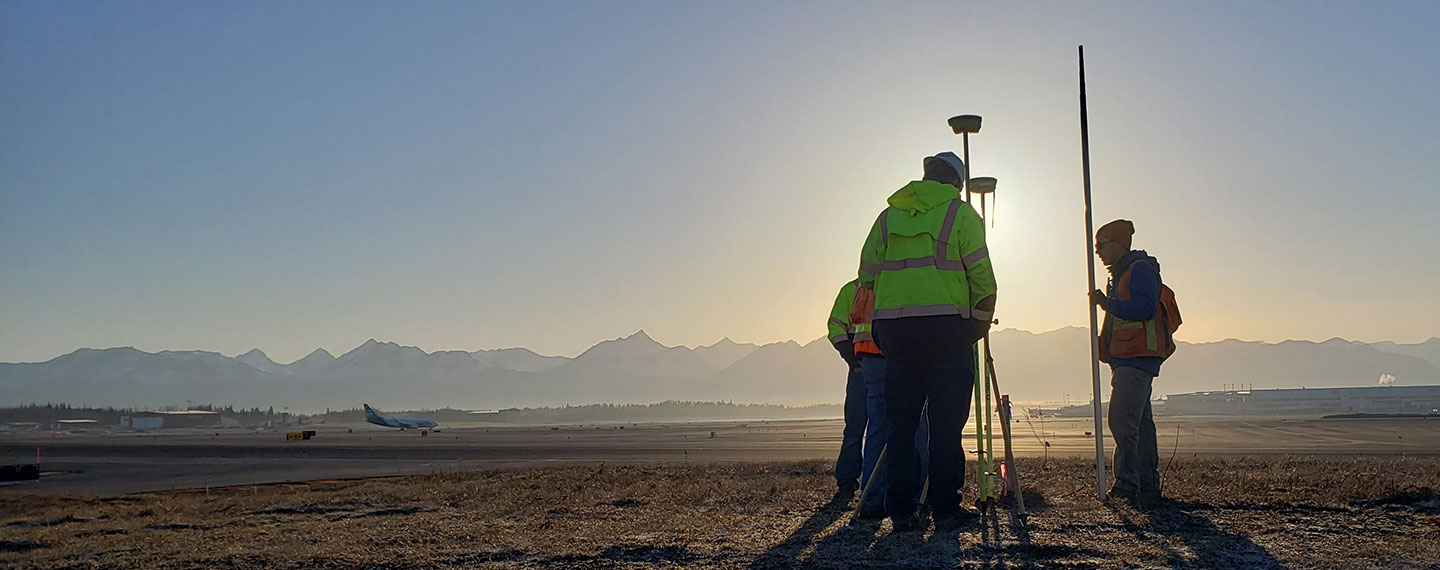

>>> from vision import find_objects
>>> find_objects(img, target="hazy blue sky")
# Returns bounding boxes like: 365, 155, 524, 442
3, 1, 1437, 363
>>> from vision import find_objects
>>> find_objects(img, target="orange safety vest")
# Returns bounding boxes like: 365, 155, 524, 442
850, 288, 883, 356
1099, 262, 1180, 363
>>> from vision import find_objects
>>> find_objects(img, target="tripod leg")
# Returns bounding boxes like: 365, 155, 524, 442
971, 343, 989, 507
913, 400, 932, 523
850, 444, 888, 524
984, 336, 995, 511
987, 342, 1027, 517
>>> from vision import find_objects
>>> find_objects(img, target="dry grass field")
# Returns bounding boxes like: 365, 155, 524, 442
3, 456, 1438, 569
8, 416, 1438, 496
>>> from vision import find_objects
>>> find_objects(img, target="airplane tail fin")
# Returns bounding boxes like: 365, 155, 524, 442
363, 404, 379, 420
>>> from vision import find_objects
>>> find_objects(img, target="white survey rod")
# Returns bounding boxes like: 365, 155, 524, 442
1078, 45, 1108, 503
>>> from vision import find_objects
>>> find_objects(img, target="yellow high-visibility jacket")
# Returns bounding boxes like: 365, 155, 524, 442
858, 180, 996, 322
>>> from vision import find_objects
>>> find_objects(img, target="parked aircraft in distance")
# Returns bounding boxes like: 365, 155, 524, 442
363, 404, 439, 430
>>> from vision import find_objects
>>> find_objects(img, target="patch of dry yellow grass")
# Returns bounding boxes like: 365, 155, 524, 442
2, 457, 1436, 569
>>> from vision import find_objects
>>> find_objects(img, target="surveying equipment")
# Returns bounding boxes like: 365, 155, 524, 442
948, 113, 993, 511
972, 340, 995, 509
987, 344, 1026, 516
948, 115, 981, 203
944, 115, 1025, 516
851, 446, 887, 524
1077, 45, 1108, 503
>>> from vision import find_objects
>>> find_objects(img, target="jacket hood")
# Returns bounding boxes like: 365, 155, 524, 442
1111, 249, 1159, 276
887, 180, 959, 215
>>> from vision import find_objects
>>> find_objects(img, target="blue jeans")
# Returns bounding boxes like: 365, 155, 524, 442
835, 363, 867, 486
1109, 366, 1160, 492
875, 315, 977, 522
860, 355, 929, 508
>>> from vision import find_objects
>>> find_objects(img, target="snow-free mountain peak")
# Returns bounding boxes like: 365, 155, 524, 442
238, 348, 273, 363
236, 348, 283, 374
1369, 337, 1440, 369
694, 337, 759, 369
284, 348, 337, 376
337, 339, 427, 362
155, 349, 231, 363
573, 330, 668, 360
622, 330, 660, 344
288, 348, 335, 365
469, 347, 569, 373
561, 329, 724, 382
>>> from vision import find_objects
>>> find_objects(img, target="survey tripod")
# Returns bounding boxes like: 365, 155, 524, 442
951, 113, 1024, 517
850, 114, 1026, 524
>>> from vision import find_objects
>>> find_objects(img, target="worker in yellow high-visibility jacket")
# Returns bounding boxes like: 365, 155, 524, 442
854, 152, 996, 532
826, 280, 864, 503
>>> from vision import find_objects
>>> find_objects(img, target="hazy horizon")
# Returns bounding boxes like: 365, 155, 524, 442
5, 325, 1437, 366
4, 2, 1438, 364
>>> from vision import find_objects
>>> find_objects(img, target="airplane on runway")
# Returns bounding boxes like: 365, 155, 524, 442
363, 404, 439, 431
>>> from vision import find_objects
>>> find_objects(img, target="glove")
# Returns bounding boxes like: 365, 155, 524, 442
1089, 289, 1109, 308
834, 340, 859, 368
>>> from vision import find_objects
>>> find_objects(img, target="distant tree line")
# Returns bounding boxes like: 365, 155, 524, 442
0, 403, 283, 425
4, 400, 843, 426
317, 400, 843, 424
0, 403, 133, 425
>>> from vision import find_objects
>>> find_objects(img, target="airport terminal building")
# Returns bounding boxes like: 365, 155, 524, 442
1163, 385, 1440, 416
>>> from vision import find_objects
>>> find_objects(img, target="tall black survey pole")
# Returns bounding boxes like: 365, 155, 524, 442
1079, 45, 1107, 503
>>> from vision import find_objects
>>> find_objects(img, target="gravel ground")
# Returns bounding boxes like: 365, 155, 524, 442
3, 457, 1438, 569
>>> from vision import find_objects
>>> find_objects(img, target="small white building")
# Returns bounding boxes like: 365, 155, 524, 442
53, 419, 100, 431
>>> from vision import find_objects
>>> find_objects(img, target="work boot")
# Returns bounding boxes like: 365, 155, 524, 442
1137, 487, 1164, 507
1140, 479, 1163, 503
889, 510, 926, 532
856, 502, 887, 519
933, 507, 979, 532
831, 482, 858, 505
1107, 481, 1142, 504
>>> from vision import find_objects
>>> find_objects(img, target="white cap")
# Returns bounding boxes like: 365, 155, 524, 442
923, 152, 966, 182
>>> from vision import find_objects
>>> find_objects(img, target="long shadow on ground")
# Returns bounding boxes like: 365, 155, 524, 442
763, 488, 1117, 569
1119, 500, 1288, 570
940, 506, 1112, 570
743, 498, 849, 570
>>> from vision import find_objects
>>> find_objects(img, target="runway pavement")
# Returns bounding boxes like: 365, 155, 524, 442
3, 416, 1437, 495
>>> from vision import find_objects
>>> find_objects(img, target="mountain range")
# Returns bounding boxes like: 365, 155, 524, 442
2, 328, 1437, 411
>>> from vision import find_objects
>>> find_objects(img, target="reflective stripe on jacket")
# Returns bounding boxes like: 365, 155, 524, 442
1099, 260, 1175, 362
857, 180, 996, 322
850, 287, 881, 356
827, 280, 858, 344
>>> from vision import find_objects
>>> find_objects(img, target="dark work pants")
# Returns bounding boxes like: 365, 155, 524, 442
835, 364, 866, 486
874, 315, 977, 522
1109, 366, 1160, 491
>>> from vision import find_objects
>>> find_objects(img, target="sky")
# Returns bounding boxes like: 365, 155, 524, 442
2, 1, 1437, 364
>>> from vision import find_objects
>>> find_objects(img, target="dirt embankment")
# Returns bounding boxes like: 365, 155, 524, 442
3, 457, 1438, 569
